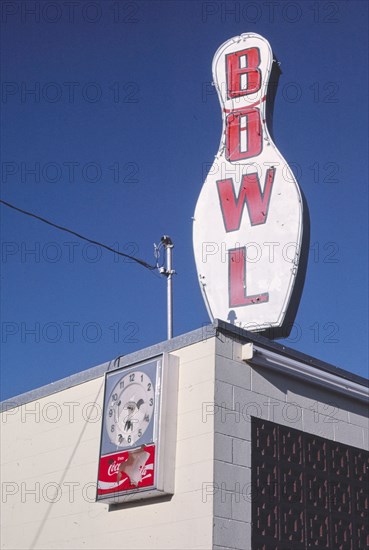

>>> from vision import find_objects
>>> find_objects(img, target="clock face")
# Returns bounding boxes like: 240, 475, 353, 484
105, 370, 155, 448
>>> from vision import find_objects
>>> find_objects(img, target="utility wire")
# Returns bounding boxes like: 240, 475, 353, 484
0, 199, 157, 271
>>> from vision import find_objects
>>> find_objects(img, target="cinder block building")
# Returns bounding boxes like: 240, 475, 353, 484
1, 320, 368, 549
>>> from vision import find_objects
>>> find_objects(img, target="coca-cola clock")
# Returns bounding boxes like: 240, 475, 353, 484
96, 354, 179, 504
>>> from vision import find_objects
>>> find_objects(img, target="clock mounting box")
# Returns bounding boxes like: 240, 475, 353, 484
96, 353, 179, 504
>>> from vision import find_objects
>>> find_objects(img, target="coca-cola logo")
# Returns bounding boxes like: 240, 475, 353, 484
107, 461, 120, 476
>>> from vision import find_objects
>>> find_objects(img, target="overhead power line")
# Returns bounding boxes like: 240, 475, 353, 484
0, 199, 156, 271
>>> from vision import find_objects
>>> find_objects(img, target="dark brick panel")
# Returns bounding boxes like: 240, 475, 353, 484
252, 417, 369, 549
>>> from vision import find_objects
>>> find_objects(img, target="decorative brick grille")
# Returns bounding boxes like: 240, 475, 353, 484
252, 417, 369, 549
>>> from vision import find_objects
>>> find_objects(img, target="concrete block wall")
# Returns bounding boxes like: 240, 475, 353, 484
1, 325, 368, 550
1, 337, 216, 550
211, 333, 369, 550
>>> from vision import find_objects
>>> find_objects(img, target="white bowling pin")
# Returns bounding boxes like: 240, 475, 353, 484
193, 33, 308, 337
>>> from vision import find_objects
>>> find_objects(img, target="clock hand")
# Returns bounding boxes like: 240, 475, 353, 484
124, 419, 133, 432
122, 397, 144, 433
125, 398, 136, 416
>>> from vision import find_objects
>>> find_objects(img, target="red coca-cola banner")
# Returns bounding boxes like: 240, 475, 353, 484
97, 444, 155, 496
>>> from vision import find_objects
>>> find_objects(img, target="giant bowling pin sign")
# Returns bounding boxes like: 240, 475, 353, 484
193, 33, 309, 337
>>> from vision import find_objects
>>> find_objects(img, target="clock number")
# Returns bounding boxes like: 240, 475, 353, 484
144, 414, 150, 422
129, 373, 135, 382
127, 435, 131, 444
138, 429, 142, 437
120, 381, 124, 389
141, 374, 143, 382
147, 383, 151, 391
118, 434, 123, 443
111, 425, 115, 432
149, 398, 153, 406
108, 409, 113, 417
112, 393, 118, 401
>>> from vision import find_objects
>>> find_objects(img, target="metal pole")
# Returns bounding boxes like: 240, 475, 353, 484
166, 242, 173, 339
160, 236, 174, 340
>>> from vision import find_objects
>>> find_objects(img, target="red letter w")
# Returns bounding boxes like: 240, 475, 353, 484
217, 167, 275, 232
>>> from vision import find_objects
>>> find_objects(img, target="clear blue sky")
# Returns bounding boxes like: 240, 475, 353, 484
1, 0, 368, 400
